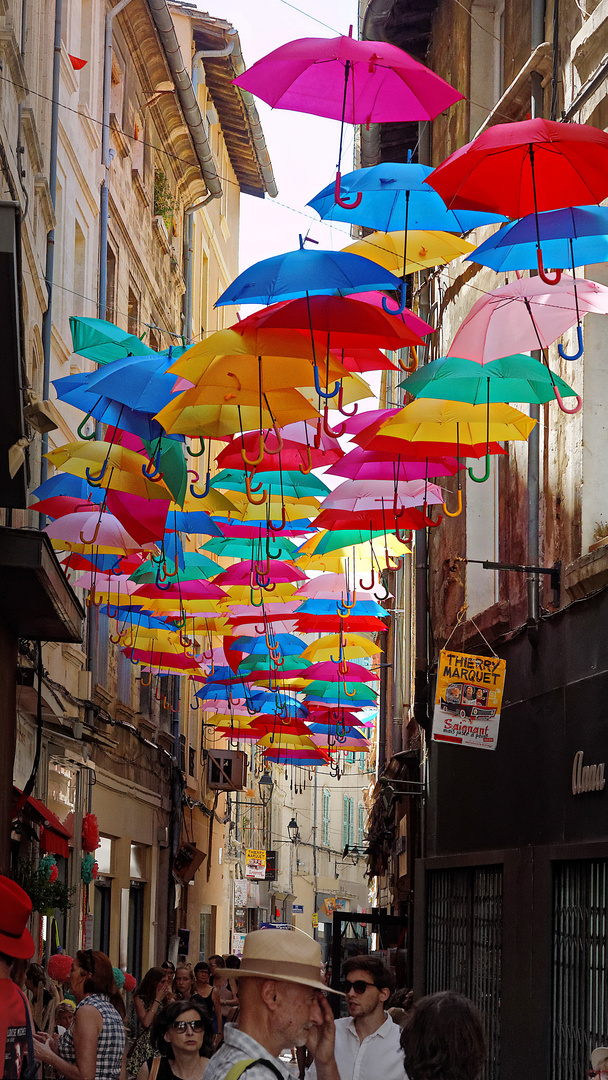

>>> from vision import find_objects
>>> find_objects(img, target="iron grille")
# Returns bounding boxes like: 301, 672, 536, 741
426, 865, 502, 1080
551, 858, 608, 1080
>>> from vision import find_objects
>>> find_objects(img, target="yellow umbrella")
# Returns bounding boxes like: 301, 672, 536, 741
225, 492, 321, 523
374, 399, 536, 444
155, 380, 319, 439
256, 732, 318, 750
46, 443, 173, 501
169, 327, 340, 379
295, 531, 411, 572
343, 230, 475, 276
297, 370, 373, 409
300, 634, 379, 663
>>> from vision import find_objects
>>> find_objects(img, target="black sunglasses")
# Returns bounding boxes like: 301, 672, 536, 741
342, 979, 377, 995
171, 1019, 205, 1033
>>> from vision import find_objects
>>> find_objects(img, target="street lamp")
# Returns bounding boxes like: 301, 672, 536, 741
287, 816, 300, 843
258, 770, 274, 806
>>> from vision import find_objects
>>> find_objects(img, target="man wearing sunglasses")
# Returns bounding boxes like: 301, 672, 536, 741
308, 957, 405, 1080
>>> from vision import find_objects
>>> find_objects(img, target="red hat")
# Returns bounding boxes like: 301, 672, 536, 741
0, 876, 35, 959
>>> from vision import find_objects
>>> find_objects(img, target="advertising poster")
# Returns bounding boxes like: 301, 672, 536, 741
232, 932, 246, 957
245, 848, 266, 879
432, 649, 506, 751
234, 880, 248, 907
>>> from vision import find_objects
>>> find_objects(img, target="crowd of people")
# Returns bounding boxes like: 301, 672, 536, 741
2, 871, 602, 1080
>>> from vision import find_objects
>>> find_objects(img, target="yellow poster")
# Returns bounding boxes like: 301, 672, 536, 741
312, 913, 318, 928
245, 848, 266, 879
432, 649, 506, 751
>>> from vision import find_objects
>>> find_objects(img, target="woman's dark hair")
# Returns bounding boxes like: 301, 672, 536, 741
400, 991, 486, 1080
162, 961, 176, 972
135, 966, 167, 1006
76, 950, 125, 1019
151, 999, 213, 1059
26, 963, 45, 987
194, 962, 210, 976
225, 955, 241, 969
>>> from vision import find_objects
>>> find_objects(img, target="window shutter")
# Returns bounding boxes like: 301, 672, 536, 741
342, 794, 349, 849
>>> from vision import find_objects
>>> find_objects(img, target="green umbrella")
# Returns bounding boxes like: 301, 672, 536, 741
238, 654, 311, 674
142, 436, 187, 506
201, 535, 299, 560
210, 468, 329, 500
129, 551, 220, 584
70, 316, 157, 365
399, 354, 577, 405
302, 528, 388, 556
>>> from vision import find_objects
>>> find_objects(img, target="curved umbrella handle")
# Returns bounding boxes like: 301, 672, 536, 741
553, 384, 583, 414
374, 579, 390, 601
77, 414, 97, 441
395, 525, 412, 545
468, 453, 491, 484
264, 420, 284, 456
385, 548, 403, 571
443, 488, 463, 518
314, 418, 323, 450
245, 473, 268, 505
334, 171, 362, 209
323, 406, 346, 438
187, 437, 206, 458
343, 682, 356, 697
536, 247, 562, 286
314, 364, 340, 400
337, 384, 358, 418
85, 459, 108, 485
359, 567, 375, 591
80, 517, 102, 545
558, 325, 584, 361
189, 469, 211, 499
423, 501, 442, 528
139, 669, 153, 687
398, 346, 418, 373
299, 445, 313, 475
190, 696, 201, 711
268, 506, 286, 533
240, 432, 265, 468
382, 282, 407, 316
142, 452, 162, 480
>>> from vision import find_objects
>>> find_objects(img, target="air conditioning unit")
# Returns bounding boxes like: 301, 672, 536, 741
207, 750, 247, 791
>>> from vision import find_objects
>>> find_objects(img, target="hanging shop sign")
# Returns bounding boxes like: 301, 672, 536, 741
432, 649, 506, 750
312, 913, 318, 928
323, 897, 337, 916
572, 751, 605, 795
245, 848, 266, 879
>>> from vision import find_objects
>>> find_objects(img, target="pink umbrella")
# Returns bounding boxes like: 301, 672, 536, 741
44, 511, 157, 552
213, 559, 307, 586
70, 572, 138, 595
342, 407, 402, 437
234, 30, 461, 212
448, 274, 608, 368
297, 573, 359, 598
326, 446, 460, 481
304, 660, 379, 683
320, 478, 444, 509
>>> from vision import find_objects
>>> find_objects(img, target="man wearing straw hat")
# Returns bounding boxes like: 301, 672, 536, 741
204, 928, 341, 1080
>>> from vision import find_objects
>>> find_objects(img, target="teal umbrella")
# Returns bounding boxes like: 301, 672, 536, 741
400, 354, 578, 405
298, 528, 388, 556
141, 437, 187, 506
129, 551, 220, 584
70, 316, 157, 364
210, 468, 329, 500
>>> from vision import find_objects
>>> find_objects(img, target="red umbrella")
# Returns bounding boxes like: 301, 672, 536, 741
216, 421, 343, 474
295, 615, 389, 633
233, 295, 432, 347
426, 118, 608, 280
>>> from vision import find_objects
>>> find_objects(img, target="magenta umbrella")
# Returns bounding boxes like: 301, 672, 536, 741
304, 660, 379, 684
213, 560, 307, 587
234, 30, 462, 211
326, 447, 461, 481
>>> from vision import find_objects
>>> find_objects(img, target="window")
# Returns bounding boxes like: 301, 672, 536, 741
139, 670, 151, 717
358, 804, 365, 848
322, 788, 330, 846
348, 798, 354, 848
127, 287, 139, 336
179, 734, 186, 774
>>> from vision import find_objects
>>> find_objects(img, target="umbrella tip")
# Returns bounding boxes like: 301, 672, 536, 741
348, 24, 353, 36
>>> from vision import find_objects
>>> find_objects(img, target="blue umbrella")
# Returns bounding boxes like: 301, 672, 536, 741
84, 353, 186, 414
215, 236, 403, 308
232, 634, 306, 656
295, 597, 388, 618
31, 473, 104, 504
53, 373, 181, 444
308, 163, 506, 233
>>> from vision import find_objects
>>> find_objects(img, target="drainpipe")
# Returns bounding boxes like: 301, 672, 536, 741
528, 0, 546, 632
39, 0, 61, 510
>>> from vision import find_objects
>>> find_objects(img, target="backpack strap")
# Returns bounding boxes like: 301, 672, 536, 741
16, 987, 38, 1080
224, 1058, 286, 1080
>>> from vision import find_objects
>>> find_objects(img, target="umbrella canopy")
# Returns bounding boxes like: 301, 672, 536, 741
233, 33, 462, 123
214, 244, 403, 307
447, 274, 608, 364
46, 442, 174, 502
214, 560, 307, 586
216, 421, 343, 473
303, 660, 378, 683
70, 316, 156, 364
233, 294, 432, 346
211, 468, 329, 500
401, 354, 578, 405
469, 204, 608, 272
52, 373, 178, 445
426, 118, 608, 218
326, 446, 460, 481
85, 353, 189, 414
301, 634, 379, 662
44, 511, 156, 554
343, 230, 475, 275
319, 477, 444, 510
372, 399, 536, 445
201, 535, 299, 561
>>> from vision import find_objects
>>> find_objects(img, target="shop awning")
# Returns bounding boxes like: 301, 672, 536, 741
12, 787, 72, 858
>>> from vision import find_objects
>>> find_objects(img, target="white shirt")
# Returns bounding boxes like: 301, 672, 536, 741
308, 1014, 406, 1080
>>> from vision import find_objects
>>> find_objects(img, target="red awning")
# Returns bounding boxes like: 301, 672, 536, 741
13, 787, 72, 859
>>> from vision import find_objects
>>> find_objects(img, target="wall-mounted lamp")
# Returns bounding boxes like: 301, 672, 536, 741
287, 816, 300, 843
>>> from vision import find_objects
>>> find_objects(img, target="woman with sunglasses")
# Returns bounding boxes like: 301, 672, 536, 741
135, 1000, 213, 1080
33, 949, 126, 1080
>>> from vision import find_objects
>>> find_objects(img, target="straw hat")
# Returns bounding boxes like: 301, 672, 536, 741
237, 929, 342, 994
591, 1048, 608, 1072
0, 876, 34, 959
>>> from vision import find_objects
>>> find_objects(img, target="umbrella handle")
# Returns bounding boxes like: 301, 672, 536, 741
536, 247, 562, 286
80, 518, 102, 545
139, 669, 152, 687
343, 682, 356, 697
558, 325, 584, 361
323, 406, 346, 438
382, 282, 407, 316
299, 445, 313, 475
268, 506, 287, 533
423, 501, 442, 528
468, 453, 491, 484
338, 658, 350, 676
250, 587, 265, 607
313, 418, 323, 449
240, 432, 265, 468
398, 346, 418, 373
385, 548, 403, 571
553, 384, 583, 414
190, 471, 211, 499
337, 384, 358, 417
263, 420, 284, 456
85, 586, 103, 607
187, 438, 206, 457
109, 630, 125, 645
190, 696, 201, 711
77, 414, 96, 441
314, 365, 340, 400
395, 525, 412, 545
442, 488, 463, 517
245, 474, 268, 505
142, 452, 164, 481
359, 567, 376, 591
85, 460, 108, 485
374, 579, 390, 602
334, 171, 362, 209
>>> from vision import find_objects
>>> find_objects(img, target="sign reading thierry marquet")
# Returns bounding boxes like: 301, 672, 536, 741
432, 649, 506, 751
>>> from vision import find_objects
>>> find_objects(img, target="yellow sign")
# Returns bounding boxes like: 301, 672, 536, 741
245, 848, 266, 879
432, 649, 506, 751
312, 913, 318, 928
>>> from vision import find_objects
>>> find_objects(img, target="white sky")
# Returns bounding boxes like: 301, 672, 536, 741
199, 0, 360, 273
